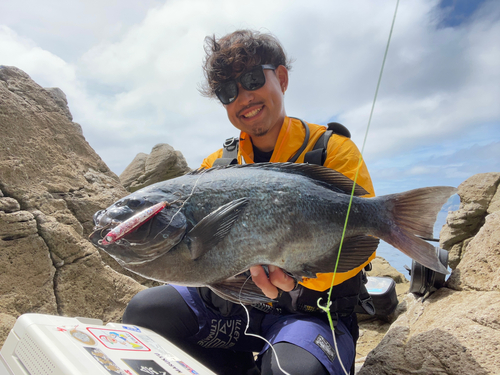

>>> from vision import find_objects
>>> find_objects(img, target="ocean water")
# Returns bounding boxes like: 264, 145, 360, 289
375, 194, 460, 280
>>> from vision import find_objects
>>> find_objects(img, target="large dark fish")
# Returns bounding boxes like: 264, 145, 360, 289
89, 163, 456, 304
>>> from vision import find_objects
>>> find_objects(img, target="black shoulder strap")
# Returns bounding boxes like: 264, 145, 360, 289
213, 120, 349, 167
304, 122, 351, 166
212, 137, 239, 166
213, 118, 311, 166
327, 122, 351, 138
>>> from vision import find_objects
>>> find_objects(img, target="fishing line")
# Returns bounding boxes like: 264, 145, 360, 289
234, 3, 400, 371
317, 297, 349, 375
318, 0, 400, 373
238, 275, 292, 375
152, 169, 208, 240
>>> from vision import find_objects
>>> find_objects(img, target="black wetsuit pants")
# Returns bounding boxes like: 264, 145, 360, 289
123, 285, 336, 375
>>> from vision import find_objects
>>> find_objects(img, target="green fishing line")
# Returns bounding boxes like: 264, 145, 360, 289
318, 0, 400, 352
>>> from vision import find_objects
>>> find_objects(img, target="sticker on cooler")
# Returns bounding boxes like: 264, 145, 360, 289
87, 327, 151, 351
84, 347, 129, 375
56, 325, 97, 346
136, 334, 176, 358
121, 359, 170, 375
122, 325, 142, 333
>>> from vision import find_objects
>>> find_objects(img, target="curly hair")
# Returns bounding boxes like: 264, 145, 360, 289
200, 29, 293, 99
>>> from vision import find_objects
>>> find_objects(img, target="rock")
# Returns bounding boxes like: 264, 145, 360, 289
488, 185, 500, 214
447, 237, 473, 270
54, 253, 146, 322
358, 289, 499, 375
356, 257, 409, 360
120, 143, 191, 192
446, 211, 500, 292
358, 173, 500, 374
0, 197, 20, 213
0, 314, 17, 348
119, 153, 148, 189
0, 210, 38, 240
44, 87, 73, 121
0, 66, 145, 346
440, 173, 500, 253
0, 232, 58, 343
356, 318, 394, 362
367, 256, 408, 284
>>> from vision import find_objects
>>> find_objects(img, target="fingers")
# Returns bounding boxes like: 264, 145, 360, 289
250, 265, 296, 299
268, 265, 296, 292
250, 266, 278, 299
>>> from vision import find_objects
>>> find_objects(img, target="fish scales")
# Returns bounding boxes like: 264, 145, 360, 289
175, 168, 354, 271
89, 163, 456, 304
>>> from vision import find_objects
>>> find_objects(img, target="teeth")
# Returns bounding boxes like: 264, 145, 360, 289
243, 107, 261, 118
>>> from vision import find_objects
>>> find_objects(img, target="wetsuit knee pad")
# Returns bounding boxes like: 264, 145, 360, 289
260, 342, 329, 375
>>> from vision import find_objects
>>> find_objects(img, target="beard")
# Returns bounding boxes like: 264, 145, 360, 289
251, 126, 270, 137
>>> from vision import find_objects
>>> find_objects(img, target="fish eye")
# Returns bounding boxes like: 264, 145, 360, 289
127, 198, 145, 209
93, 209, 105, 224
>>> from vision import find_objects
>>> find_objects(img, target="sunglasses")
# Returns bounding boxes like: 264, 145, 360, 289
215, 64, 276, 105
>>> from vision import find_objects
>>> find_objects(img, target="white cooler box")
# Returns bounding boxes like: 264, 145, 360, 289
0, 313, 216, 375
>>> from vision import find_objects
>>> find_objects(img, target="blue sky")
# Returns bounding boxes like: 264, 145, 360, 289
438, 0, 488, 27
1, 0, 498, 273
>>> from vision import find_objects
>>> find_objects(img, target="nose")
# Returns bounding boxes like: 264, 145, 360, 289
235, 83, 255, 105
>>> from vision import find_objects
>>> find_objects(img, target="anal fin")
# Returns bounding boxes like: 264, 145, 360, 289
330, 236, 380, 273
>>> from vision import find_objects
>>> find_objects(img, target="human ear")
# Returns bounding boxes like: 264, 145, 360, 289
275, 65, 289, 93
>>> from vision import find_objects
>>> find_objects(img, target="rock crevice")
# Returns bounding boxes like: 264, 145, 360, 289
0, 66, 146, 345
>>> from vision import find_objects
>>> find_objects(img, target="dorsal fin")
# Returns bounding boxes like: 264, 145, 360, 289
189, 162, 369, 196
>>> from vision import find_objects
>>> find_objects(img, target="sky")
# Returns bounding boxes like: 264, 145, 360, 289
1, 0, 499, 273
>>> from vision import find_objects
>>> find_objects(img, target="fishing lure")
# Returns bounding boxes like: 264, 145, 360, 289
100, 201, 168, 245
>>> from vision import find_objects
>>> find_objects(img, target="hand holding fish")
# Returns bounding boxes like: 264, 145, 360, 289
250, 265, 296, 299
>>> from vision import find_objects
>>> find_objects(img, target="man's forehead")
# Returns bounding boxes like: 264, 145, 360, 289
225, 63, 256, 79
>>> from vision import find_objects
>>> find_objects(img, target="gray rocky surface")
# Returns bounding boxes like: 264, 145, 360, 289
358, 172, 500, 375
440, 173, 500, 269
119, 143, 191, 192
0, 66, 146, 345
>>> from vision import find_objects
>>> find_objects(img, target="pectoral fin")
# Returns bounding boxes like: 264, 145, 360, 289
185, 197, 249, 260
209, 275, 275, 305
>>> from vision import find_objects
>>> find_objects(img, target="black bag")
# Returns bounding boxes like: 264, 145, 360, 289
407, 246, 449, 297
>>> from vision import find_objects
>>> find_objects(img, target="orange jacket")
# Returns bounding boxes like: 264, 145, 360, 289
201, 117, 376, 291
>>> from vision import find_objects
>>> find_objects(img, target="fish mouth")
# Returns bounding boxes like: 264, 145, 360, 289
89, 202, 187, 264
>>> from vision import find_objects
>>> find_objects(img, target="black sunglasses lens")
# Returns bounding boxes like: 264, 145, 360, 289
216, 81, 238, 104
240, 67, 266, 90
216, 66, 268, 104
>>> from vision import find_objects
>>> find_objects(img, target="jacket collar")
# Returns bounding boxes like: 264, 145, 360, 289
238, 117, 308, 163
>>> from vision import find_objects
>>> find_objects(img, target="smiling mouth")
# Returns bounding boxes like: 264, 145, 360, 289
242, 106, 262, 118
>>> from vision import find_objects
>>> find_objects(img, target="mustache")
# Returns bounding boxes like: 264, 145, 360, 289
237, 102, 264, 117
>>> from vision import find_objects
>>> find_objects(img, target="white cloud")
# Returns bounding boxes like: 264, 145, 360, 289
0, 26, 76, 88
0, 0, 499, 186
1, 0, 498, 276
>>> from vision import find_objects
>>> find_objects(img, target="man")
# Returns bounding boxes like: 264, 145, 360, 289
123, 29, 375, 375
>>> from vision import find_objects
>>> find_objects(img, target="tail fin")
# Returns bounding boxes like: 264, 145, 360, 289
378, 186, 457, 274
